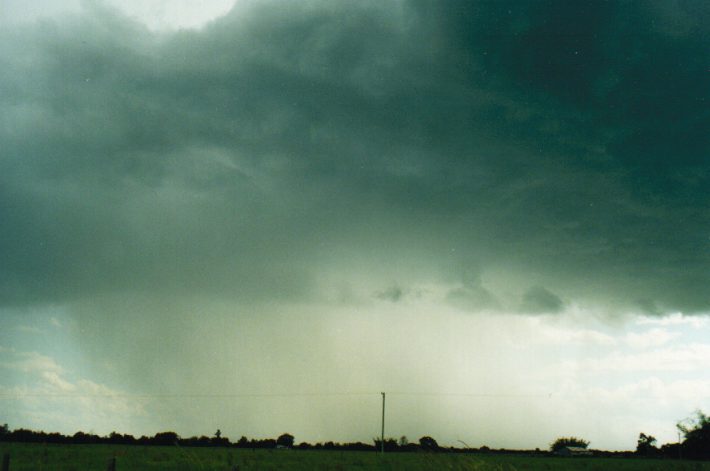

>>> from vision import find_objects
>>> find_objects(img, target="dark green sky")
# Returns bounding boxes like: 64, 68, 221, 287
0, 0, 708, 448
1, 0, 707, 314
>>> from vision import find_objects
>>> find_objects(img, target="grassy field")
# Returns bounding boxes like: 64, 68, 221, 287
1, 443, 708, 470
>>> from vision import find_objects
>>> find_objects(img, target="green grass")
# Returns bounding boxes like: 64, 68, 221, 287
0, 443, 708, 470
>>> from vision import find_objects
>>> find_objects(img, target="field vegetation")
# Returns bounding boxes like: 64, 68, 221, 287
1, 443, 710, 471
1, 412, 708, 469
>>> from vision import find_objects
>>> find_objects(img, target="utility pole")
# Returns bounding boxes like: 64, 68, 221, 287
381, 392, 386, 454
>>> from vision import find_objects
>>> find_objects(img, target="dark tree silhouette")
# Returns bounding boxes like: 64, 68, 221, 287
211, 429, 229, 446
152, 431, 180, 446
250, 438, 276, 448
373, 437, 398, 452
550, 437, 589, 452
678, 410, 710, 460
660, 442, 681, 459
236, 436, 249, 448
636, 433, 658, 456
276, 433, 294, 448
419, 436, 439, 451
72, 431, 100, 444
108, 432, 136, 445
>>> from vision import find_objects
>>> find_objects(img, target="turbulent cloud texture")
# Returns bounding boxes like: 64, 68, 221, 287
1, 0, 709, 448
1, 0, 707, 316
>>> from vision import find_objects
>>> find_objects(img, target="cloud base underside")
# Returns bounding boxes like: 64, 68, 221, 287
0, 0, 708, 315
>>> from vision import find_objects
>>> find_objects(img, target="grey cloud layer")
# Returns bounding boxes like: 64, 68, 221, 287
1, 0, 708, 313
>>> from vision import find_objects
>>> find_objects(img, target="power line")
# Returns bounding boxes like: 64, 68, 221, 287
0, 392, 381, 399
387, 392, 555, 398
0, 391, 558, 399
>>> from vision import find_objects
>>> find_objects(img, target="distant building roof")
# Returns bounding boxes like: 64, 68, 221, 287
557, 446, 592, 456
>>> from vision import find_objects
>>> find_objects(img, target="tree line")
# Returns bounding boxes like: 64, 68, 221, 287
635, 410, 710, 460
0, 425, 419, 452
1, 410, 708, 459
0, 426, 542, 454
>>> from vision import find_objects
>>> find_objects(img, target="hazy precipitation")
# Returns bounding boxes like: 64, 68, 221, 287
0, 0, 708, 450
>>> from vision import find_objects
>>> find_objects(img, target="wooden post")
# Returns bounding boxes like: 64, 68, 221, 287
106, 456, 116, 471
2, 453, 9, 471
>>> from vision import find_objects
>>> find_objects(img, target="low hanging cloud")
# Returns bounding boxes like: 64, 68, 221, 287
446, 283, 501, 313
374, 285, 405, 303
0, 0, 707, 316
519, 286, 564, 314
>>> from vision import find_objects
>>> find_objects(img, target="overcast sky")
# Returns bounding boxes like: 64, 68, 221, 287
1, 0, 708, 451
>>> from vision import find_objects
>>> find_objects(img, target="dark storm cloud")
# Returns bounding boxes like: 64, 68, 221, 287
519, 286, 564, 314
0, 0, 708, 313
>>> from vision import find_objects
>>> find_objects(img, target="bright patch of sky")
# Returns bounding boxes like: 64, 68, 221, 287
0, 0, 236, 30
2, 302, 708, 450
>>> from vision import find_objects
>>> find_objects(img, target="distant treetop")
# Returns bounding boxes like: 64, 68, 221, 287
550, 437, 589, 452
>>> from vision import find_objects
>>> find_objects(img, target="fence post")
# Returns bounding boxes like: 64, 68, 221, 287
106, 456, 116, 471
2, 453, 9, 471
